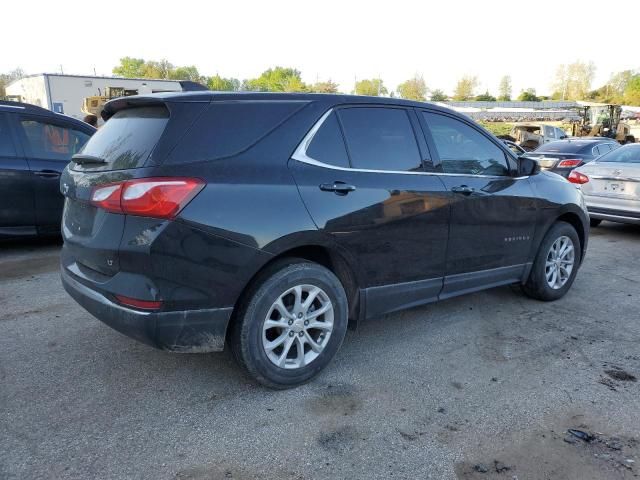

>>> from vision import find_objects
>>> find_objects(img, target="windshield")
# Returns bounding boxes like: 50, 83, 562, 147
597, 144, 640, 163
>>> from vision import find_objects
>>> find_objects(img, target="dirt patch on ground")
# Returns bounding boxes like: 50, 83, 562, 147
0, 255, 59, 281
605, 369, 637, 382
175, 463, 304, 480
456, 419, 639, 479
305, 384, 363, 417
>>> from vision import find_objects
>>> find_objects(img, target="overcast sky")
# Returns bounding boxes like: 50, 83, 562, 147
3, 0, 638, 96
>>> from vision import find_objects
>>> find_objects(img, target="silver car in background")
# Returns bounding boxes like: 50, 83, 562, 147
571, 144, 640, 226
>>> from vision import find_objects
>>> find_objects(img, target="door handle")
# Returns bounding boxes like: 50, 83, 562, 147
319, 181, 356, 196
33, 170, 61, 178
451, 185, 475, 195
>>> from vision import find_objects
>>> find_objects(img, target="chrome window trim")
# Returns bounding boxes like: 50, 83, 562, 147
291, 108, 527, 180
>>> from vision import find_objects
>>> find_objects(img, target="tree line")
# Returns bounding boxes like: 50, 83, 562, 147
2, 59, 640, 106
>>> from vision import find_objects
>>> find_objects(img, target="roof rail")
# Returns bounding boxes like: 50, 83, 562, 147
0, 100, 52, 114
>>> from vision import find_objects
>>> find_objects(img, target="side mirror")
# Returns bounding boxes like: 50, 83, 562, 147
518, 156, 540, 176
560, 135, 568, 139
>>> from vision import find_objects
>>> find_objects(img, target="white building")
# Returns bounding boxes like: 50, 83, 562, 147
6, 74, 184, 120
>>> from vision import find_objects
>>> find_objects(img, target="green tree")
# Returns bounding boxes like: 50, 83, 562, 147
551, 61, 596, 100
354, 78, 387, 96
396, 75, 427, 101
624, 76, 640, 106
517, 88, 540, 101
589, 70, 636, 103
0, 68, 25, 98
111, 57, 210, 81
143, 59, 174, 79
112, 57, 146, 78
207, 74, 241, 91
310, 80, 339, 94
429, 89, 448, 102
498, 75, 512, 101
475, 90, 496, 101
244, 67, 308, 92
452, 76, 478, 101
169, 65, 202, 82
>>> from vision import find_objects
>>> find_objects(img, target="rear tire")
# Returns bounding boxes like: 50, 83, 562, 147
229, 258, 348, 389
590, 218, 602, 227
522, 222, 581, 301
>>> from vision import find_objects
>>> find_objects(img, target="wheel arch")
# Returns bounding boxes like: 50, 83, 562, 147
227, 241, 362, 343
555, 211, 587, 261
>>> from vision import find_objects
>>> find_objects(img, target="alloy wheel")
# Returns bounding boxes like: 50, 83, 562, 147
262, 284, 334, 369
545, 235, 575, 290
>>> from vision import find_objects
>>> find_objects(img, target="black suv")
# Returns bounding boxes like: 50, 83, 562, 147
0, 101, 95, 238
60, 93, 589, 388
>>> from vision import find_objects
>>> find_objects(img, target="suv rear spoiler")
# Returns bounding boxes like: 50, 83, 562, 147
101, 91, 211, 121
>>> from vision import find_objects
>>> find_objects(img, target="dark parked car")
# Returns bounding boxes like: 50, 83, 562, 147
522, 138, 620, 178
0, 101, 95, 238
60, 92, 589, 388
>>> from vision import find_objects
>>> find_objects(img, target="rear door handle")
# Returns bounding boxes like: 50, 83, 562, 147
33, 170, 61, 178
451, 185, 475, 195
319, 181, 356, 196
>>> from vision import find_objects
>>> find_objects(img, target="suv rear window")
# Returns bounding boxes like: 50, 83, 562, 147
74, 106, 168, 170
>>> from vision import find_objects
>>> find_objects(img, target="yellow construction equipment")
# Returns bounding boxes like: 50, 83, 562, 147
571, 102, 635, 144
81, 87, 138, 118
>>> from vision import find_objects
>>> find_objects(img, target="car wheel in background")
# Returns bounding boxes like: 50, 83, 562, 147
522, 221, 582, 301
590, 218, 602, 227
229, 258, 348, 389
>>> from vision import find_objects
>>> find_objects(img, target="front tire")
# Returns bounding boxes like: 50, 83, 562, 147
590, 218, 602, 227
522, 222, 581, 301
229, 258, 348, 389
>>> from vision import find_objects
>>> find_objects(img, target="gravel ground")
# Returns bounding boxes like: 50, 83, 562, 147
1, 222, 639, 480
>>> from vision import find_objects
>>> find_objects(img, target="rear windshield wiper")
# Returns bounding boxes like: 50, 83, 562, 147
71, 154, 107, 165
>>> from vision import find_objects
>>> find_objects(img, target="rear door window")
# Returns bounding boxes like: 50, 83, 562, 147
337, 107, 422, 172
76, 106, 168, 170
0, 114, 16, 157
18, 117, 89, 161
306, 112, 349, 168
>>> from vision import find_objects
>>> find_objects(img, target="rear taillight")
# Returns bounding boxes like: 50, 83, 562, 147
115, 294, 163, 310
90, 177, 204, 219
568, 171, 589, 184
557, 159, 582, 168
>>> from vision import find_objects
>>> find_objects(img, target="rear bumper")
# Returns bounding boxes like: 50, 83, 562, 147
61, 267, 232, 352
588, 207, 640, 225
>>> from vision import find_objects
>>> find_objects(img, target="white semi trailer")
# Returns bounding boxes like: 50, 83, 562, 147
6, 73, 185, 121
